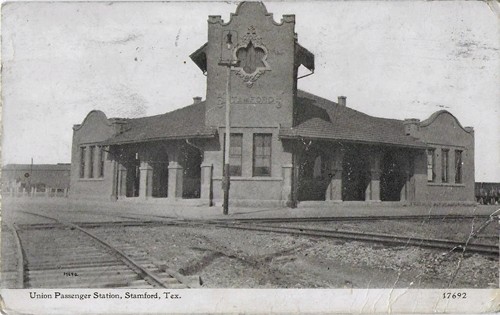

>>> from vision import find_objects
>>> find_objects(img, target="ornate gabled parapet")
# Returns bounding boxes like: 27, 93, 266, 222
198, 1, 314, 128
208, 15, 222, 24
281, 15, 295, 24
208, 2, 295, 26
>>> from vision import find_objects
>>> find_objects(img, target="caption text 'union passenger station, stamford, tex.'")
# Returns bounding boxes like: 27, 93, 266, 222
70, 2, 475, 207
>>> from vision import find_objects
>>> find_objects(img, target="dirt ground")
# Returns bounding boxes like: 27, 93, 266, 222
92, 224, 498, 288
278, 217, 499, 245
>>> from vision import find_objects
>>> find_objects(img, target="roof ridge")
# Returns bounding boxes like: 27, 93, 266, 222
297, 89, 405, 123
297, 89, 337, 105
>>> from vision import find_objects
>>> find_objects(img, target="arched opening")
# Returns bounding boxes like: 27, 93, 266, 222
125, 155, 140, 198
297, 147, 330, 201
380, 152, 406, 201
151, 154, 169, 198
181, 145, 202, 199
342, 149, 370, 201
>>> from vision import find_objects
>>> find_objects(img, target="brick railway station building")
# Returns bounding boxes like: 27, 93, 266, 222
70, 2, 475, 206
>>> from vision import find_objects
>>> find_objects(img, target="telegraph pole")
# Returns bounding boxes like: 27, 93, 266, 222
222, 65, 231, 215
220, 31, 238, 215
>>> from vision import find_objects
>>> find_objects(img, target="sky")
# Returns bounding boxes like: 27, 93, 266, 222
2, 1, 499, 182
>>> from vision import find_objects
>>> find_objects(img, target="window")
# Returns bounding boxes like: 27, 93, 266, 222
441, 149, 449, 183
455, 150, 463, 184
98, 147, 105, 178
253, 134, 272, 176
427, 149, 435, 182
79, 147, 86, 178
89, 146, 95, 178
223, 134, 243, 176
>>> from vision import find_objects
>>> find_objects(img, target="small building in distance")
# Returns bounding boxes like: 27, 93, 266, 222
70, 2, 475, 206
475, 182, 500, 205
2, 163, 71, 193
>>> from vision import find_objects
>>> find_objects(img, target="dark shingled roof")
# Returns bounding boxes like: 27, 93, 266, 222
100, 90, 426, 149
101, 101, 216, 145
279, 90, 427, 148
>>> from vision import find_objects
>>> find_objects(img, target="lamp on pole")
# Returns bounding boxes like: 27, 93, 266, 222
219, 31, 238, 215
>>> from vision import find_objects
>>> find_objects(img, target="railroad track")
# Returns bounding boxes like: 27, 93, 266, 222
18, 211, 495, 257
16, 207, 492, 228
6, 211, 201, 289
83, 213, 496, 257
15, 220, 167, 230
5, 209, 496, 289
214, 214, 492, 224
210, 222, 499, 257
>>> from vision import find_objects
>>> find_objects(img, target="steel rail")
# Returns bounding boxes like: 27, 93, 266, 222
16, 220, 164, 230
7, 224, 26, 288
213, 222, 499, 256
21, 212, 494, 255
17, 208, 492, 228
17, 210, 182, 288
213, 214, 491, 224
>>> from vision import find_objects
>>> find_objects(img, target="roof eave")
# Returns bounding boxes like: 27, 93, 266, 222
100, 132, 217, 146
295, 43, 315, 72
190, 42, 208, 73
278, 133, 427, 149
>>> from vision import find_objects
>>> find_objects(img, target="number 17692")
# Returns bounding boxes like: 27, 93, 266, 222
443, 292, 467, 299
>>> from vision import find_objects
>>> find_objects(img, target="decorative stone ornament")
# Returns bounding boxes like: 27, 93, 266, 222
232, 26, 271, 87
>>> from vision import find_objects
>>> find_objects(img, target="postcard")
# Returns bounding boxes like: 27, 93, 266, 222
1, 1, 499, 314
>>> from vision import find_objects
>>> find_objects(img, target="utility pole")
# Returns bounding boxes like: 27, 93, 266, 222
222, 65, 231, 215
219, 31, 238, 215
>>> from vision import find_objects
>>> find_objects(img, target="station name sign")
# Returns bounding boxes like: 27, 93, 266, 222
217, 94, 282, 108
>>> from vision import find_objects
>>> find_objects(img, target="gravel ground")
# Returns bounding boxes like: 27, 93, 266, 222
92, 224, 498, 288
2, 200, 498, 289
275, 218, 499, 245
1, 226, 20, 288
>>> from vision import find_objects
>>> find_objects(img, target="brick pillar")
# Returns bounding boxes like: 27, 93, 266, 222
399, 152, 413, 203
366, 152, 381, 201
168, 161, 184, 199
407, 154, 416, 202
109, 160, 118, 201
326, 149, 343, 201
118, 164, 127, 197
400, 170, 410, 202
139, 161, 153, 199
281, 164, 293, 206
200, 162, 213, 204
